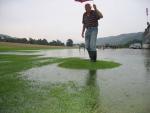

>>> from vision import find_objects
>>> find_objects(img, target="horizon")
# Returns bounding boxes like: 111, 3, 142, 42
0, 31, 143, 45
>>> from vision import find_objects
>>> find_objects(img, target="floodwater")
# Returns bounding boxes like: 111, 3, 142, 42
2, 49, 150, 113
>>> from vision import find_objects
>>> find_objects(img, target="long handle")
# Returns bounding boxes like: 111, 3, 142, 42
92, 0, 94, 4
146, 8, 149, 23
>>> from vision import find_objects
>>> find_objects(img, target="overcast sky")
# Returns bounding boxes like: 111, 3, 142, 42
0, 0, 150, 43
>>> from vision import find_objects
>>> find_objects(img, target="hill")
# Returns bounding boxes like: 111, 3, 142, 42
97, 32, 143, 46
0, 34, 16, 39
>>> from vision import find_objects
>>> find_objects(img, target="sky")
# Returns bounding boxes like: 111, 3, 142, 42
0, 0, 150, 43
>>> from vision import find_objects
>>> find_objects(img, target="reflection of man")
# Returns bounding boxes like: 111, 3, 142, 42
85, 70, 101, 112
82, 4, 103, 62
86, 70, 97, 86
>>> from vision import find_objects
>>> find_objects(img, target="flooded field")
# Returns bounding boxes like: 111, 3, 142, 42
1, 49, 150, 113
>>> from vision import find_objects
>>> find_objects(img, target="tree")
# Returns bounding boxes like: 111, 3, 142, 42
41, 39, 48, 45
66, 39, 73, 47
49, 40, 64, 46
56, 40, 65, 46
0, 34, 66, 46
49, 40, 57, 46
29, 38, 35, 44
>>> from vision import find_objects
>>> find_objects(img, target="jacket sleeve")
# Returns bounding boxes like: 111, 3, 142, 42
94, 10, 103, 20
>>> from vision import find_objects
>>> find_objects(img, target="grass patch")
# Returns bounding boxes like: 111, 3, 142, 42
58, 58, 121, 70
0, 42, 75, 51
0, 55, 61, 75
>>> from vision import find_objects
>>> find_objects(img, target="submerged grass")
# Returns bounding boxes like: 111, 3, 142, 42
0, 54, 62, 113
0, 54, 120, 113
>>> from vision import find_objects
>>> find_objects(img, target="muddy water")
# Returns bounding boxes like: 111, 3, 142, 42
5, 49, 150, 113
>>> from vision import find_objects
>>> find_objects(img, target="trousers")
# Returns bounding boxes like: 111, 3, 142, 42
85, 27, 98, 51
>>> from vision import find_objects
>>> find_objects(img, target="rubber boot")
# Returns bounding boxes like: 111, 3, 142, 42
90, 51, 95, 62
88, 51, 92, 60
93, 51, 97, 62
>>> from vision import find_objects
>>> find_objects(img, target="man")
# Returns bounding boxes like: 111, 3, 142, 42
82, 4, 103, 62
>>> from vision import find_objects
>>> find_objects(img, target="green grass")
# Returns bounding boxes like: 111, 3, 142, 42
0, 42, 74, 51
59, 58, 121, 70
0, 54, 120, 113
0, 54, 62, 113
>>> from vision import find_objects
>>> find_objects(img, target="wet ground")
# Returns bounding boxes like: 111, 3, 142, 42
1, 49, 150, 113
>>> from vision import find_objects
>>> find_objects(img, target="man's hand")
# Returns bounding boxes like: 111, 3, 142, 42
93, 4, 103, 18
82, 25, 85, 38
93, 4, 97, 10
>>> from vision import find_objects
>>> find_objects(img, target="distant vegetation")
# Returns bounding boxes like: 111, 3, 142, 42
0, 34, 73, 47
0, 42, 69, 51
66, 39, 73, 47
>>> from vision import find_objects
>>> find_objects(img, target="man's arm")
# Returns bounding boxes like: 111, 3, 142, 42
93, 4, 103, 19
81, 25, 86, 38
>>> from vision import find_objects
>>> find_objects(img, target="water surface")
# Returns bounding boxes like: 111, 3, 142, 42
2, 49, 150, 113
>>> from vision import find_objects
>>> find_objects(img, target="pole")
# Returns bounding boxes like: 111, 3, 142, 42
146, 8, 149, 23
92, 0, 94, 4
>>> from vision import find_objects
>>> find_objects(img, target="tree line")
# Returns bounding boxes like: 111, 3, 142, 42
0, 35, 74, 46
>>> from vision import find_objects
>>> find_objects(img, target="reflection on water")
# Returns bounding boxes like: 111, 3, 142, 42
0, 49, 88, 58
19, 49, 150, 113
85, 70, 101, 112
86, 70, 97, 87
22, 64, 88, 84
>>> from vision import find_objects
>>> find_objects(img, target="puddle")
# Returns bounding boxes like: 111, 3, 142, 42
0, 51, 41, 56
21, 64, 88, 85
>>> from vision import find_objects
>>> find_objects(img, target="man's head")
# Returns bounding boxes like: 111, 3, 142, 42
85, 3, 92, 13
147, 22, 150, 26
